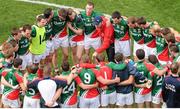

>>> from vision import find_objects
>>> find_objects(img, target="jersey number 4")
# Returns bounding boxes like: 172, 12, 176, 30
39, 35, 45, 45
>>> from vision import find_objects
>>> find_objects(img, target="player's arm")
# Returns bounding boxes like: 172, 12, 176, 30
79, 82, 99, 90
1, 70, 17, 89
94, 68, 120, 85
106, 62, 126, 70
74, 76, 98, 90
15, 73, 26, 91
67, 17, 84, 35
23, 72, 28, 88
45, 88, 63, 107
118, 75, 134, 86
97, 76, 120, 85
134, 82, 147, 88
1, 76, 15, 88
31, 26, 36, 37
56, 68, 78, 85
144, 62, 168, 76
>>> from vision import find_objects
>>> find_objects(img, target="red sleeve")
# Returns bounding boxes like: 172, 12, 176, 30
1, 71, 8, 77
37, 69, 43, 78
144, 62, 155, 71
74, 76, 82, 85
79, 63, 96, 68
92, 68, 101, 77
96, 24, 114, 53
15, 73, 23, 83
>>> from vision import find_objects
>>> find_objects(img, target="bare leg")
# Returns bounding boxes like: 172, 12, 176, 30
145, 101, 151, 108
61, 47, 69, 62
76, 45, 84, 64
52, 49, 58, 69
85, 48, 90, 56
137, 103, 144, 108
71, 46, 77, 64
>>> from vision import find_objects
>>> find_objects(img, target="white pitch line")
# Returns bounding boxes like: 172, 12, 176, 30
16, 0, 111, 17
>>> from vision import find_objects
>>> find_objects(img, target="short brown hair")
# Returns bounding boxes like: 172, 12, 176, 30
170, 62, 179, 74
4, 49, 14, 59
22, 24, 31, 32
127, 16, 137, 24
137, 17, 146, 25
136, 49, 145, 60
8, 40, 18, 48
61, 61, 70, 71
87, 1, 94, 8
58, 8, 67, 19
114, 53, 124, 62
27, 64, 38, 74
1, 42, 13, 52
13, 58, 22, 68
161, 27, 171, 36
148, 55, 159, 65
36, 14, 46, 22
11, 27, 20, 36
96, 54, 105, 62
164, 33, 175, 43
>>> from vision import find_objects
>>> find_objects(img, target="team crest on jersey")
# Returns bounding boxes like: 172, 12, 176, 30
120, 26, 124, 30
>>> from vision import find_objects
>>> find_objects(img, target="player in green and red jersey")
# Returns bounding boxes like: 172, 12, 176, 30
148, 55, 165, 108
0, 42, 13, 63
127, 16, 144, 61
23, 64, 40, 108
6, 27, 22, 44
111, 11, 131, 57
51, 8, 68, 73
58, 61, 98, 108
17, 24, 32, 71
150, 25, 170, 65
75, 55, 100, 108
67, 8, 84, 64
43, 8, 54, 66
94, 54, 120, 108
0, 49, 14, 108
134, 49, 168, 108
169, 45, 180, 64
137, 17, 157, 58
1, 58, 26, 108
80, 1, 103, 56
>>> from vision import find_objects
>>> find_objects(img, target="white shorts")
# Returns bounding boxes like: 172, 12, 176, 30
135, 92, 151, 104
115, 39, 131, 57
100, 91, 116, 106
116, 92, 134, 106
69, 39, 84, 47
23, 95, 40, 108
18, 52, 33, 70
133, 41, 144, 56
52, 35, 69, 50
152, 96, 162, 104
2, 95, 20, 108
144, 46, 157, 58
79, 95, 100, 108
0, 85, 4, 94
46, 40, 54, 55
84, 35, 101, 50
61, 103, 77, 108
31, 53, 44, 64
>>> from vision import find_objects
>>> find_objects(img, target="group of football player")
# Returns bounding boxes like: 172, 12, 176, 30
0, 1, 180, 108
